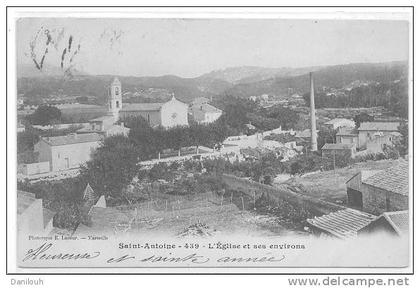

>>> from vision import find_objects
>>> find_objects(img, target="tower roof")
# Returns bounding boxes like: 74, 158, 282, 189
111, 77, 121, 86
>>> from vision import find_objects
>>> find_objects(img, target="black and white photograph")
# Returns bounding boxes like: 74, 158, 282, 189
6, 6, 413, 274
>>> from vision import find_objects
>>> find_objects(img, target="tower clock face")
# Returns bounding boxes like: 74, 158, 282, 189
171, 112, 178, 119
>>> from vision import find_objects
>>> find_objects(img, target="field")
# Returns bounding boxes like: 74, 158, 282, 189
75, 191, 297, 237
284, 159, 400, 205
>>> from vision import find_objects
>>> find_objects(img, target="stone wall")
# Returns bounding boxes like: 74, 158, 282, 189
361, 184, 408, 215
222, 174, 344, 216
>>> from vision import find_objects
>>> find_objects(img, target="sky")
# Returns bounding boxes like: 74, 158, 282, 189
16, 18, 409, 78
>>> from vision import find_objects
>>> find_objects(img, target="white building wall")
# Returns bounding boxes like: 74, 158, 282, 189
160, 99, 189, 128
51, 141, 101, 171
35, 139, 101, 172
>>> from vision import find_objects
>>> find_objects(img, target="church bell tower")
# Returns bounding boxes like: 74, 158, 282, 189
108, 77, 122, 122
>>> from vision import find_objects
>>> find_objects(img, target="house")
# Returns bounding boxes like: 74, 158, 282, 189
321, 143, 356, 159
336, 127, 359, 148
346, 161, 409, 215
306, 208, 376, 239
77, 115, 130, 137
365, 131, 402, 153
358, 210, 409, 237
325, 118, 355, 130
17, 190, 55, 235
190, 103, 222, 124
358, 122, 400, 149
34, 133, 102, 172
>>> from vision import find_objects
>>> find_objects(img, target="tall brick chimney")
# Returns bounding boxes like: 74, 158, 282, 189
310, 72, 317, 151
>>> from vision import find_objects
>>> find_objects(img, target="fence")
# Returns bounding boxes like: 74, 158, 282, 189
32, 123, 89, 131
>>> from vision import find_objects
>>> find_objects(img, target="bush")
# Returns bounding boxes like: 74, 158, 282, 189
27, 105, 63, 125
80, 135, 139, 198
255, 195, 313, 230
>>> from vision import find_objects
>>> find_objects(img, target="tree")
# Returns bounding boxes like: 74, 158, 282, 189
266, 105, 300, 130
80, 135, 139, 198
394, 122, 408, 156
76, 96, 89, 104
317, 127, 337, 150
353, 112, 374, 128
27, 105, 63, 125
127, 117, 161, 160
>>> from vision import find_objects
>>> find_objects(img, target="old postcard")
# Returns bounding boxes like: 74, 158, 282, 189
8, 7, 413, 273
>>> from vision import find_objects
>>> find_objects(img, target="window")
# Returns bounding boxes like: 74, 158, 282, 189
386, 196, 391, 211
116, 101, 120, 108
115, 87, 120, 95
147, 114, 150, 124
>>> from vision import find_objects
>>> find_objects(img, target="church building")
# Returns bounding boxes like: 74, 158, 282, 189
108, 77, 189, 128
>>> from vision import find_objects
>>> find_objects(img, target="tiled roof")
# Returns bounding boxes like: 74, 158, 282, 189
362, 161, 409, 195
191, 103, 222, 113
336, 127, 358, 136
121, 103, 164, 111
307, 208, 377, 239
41, 133, 102, 146
322, 143, 355, 150
89, 115, 114, 122
358, 122, 400, 131
325, 118, 354, 125
17, 190, 37, 215
384, 210, 409, 235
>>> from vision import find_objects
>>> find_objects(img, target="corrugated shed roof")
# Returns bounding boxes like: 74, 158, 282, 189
384, 210, 409, 235
121, 103, 164, 111
358, 122, 400, 131
322, 143, 355, 150
307, 208, 376, 239
41, 133, 102, 146
362, 161, 409, 195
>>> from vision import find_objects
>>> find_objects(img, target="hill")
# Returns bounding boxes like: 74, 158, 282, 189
17, 61, 408, 105
199, 65, 320, 84
224, 61, 408, 98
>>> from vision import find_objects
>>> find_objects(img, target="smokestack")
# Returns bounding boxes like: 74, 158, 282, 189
310, 72, 318, 151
